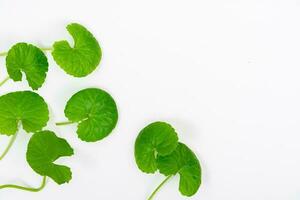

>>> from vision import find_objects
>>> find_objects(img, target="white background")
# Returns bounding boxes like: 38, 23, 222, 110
0, 0, 299, 199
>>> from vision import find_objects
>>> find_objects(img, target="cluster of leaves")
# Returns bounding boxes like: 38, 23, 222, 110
0, 24, 118, 191
2, 23, 102, 89
0, 22, 203, 199
135, 122, 201, 199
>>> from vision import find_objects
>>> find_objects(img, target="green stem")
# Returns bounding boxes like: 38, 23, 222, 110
147, 175, 173, 200
0, 76, 10, 87
0, 52, 7, 56
40, 47, 53, 52
0, 47, 52, 56
0, 132, 18, 161
0, 176, 46, 192
56, 121, 75, 126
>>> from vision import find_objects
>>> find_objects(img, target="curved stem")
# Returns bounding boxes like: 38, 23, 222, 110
147, 175, 173, 200
0, 76, 10, 87
0, 132, 18, 161
56, 121, 75, 126
0, 176, 46, 192
0, 52, 7, 56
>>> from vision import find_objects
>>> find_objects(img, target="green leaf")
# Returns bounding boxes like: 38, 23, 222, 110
26, 130, 74, 185
0, 91, 49, 136
134, 122, 178, 173
157, 143, 201, 196
6, 43, 49, 90
64, 88, 118, 142
52, 23, 102, 77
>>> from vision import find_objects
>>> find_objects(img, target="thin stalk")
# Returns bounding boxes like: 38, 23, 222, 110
147, 175, 173, 200
40, 47, 53, 52
56, 121, 76, 126
0, 52, 7, 56
0, 76, 10, 87
0, 132, 18, 161
0, 176, 46, 192
0, 47, 52, 57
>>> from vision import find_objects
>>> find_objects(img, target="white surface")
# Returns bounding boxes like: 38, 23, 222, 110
0, 0, 299, 199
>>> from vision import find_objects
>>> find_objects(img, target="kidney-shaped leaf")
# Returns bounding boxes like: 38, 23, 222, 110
52, 23, 102, 77
26, 130, 74, 185
157, 143, 201, 196
6, 43, 49, 90
64, 88, 118, 142
0, 91, 49, 136
134, 122, 178, 173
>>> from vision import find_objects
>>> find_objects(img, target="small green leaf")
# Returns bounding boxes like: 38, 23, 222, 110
157, 143, 201, 196
64, 88, 118, 142
0, 91, 49, 136
52, 23, 101, 77
6, 43, 49, 90
134, 122, 178, 173
26, 130, 74, 185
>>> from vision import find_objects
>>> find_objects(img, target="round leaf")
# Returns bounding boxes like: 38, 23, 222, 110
26, 130, 74, 185
6, 43, 49, 90
52, 23, 102, 77
0, 91, 49, 136
157, 143, 201, 196
134, 122, 178, 173
64, 88, 118, 142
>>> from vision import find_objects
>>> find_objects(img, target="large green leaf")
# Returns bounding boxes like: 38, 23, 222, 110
157, 143, 201, 196
26, 130, 74, 185
0, 91, 49, 136
6, 43, 49, 90
134, 122, 178, 173
52, 23, 102, 77
64, 88, 118, 142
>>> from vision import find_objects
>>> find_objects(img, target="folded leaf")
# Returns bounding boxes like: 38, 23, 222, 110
26, 130, 74, 185
6, 43, 48, 90
52, 23, 101, 77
